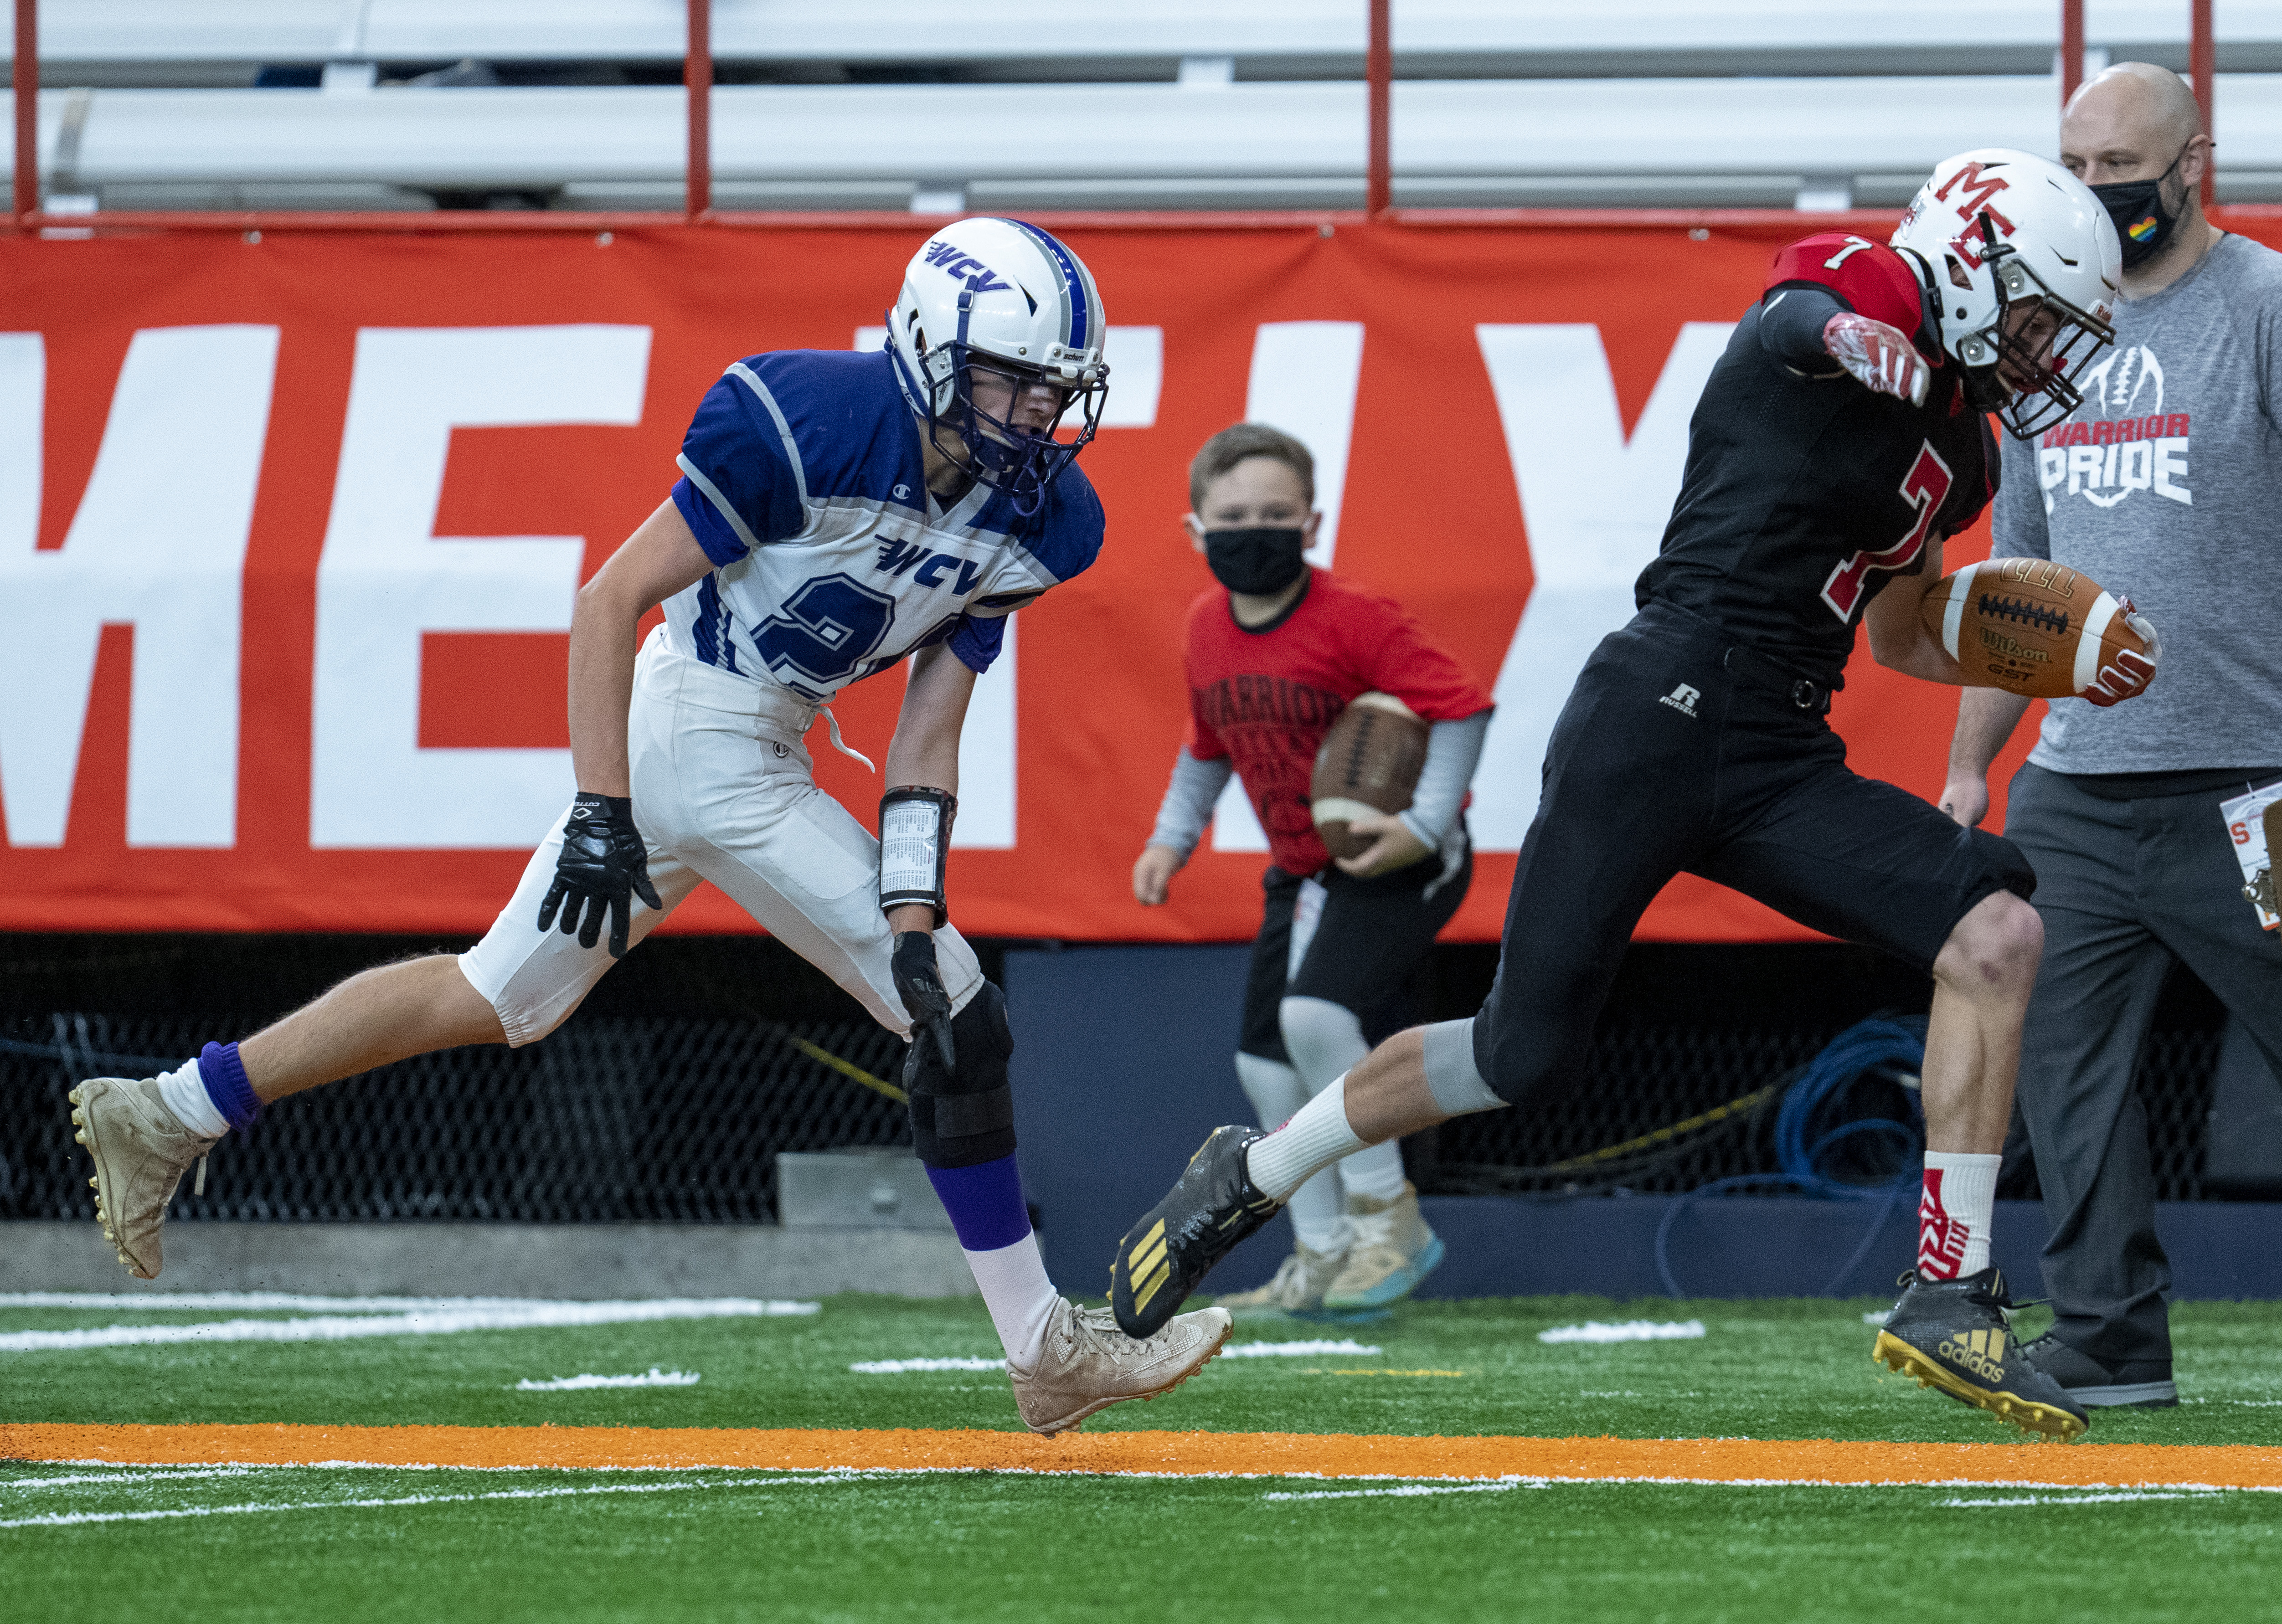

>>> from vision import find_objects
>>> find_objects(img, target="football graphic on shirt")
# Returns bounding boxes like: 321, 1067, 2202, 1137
1310, 692, 1430, 860
1920, 558, 2151, 699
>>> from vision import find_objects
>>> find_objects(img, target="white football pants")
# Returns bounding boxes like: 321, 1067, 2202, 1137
460, 627, 983, 1046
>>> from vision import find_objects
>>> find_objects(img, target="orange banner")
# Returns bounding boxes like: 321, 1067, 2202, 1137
9, 216, 2212, 943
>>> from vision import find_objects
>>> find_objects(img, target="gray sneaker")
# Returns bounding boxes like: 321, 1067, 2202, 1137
1008, 1299, 1233, 1436
2020, 1333, 2179, 1408
69, 1076, 218, 1281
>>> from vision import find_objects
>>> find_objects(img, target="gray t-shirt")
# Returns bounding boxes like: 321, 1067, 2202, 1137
1994, 232, 2282, 773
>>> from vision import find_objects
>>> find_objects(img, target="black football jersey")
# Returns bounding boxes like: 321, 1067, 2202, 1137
1634, 233, 1999, 685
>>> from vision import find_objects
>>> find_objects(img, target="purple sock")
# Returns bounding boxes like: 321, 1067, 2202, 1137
196, 1041, 261, 1133
924, 1153, 1032, 1253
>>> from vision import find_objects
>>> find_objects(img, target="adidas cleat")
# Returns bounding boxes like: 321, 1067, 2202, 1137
69, 1075, 218, 1281
1872, 1266, 2089, 1442
1323, 1181, 1445, 1311
1009, 1299, 1233, 1436
1110, 1125, 1282, 1338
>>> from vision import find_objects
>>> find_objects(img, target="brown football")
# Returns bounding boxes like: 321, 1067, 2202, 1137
1919, 558, 2151, 700
1311, 692, 1429, 860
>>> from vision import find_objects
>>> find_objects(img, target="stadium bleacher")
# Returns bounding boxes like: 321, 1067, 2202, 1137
8, 1, 2282, 213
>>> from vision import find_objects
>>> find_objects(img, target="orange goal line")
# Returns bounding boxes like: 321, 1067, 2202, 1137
6, 1424, 2280, 1490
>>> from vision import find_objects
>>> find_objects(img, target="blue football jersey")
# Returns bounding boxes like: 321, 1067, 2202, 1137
664, 348, 1105, 704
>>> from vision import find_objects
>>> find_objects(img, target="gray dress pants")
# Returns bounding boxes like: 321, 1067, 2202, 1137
2005, 763, 2282, 1367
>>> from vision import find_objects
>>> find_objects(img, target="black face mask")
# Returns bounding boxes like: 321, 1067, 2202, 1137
2091, 147, 2189, 269
1203, 526, 1308, 595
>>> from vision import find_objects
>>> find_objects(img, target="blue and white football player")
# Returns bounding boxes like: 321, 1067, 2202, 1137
67, 219, 1234, 1434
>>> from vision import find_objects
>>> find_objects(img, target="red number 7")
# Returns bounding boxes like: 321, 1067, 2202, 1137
1821, 441, 1953, 621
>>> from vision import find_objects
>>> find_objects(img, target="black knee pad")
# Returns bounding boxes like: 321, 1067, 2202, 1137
906, 979, 1017, 1169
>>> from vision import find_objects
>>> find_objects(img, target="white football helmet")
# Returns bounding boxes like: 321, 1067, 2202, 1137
1892, 148, 2120, 439
885, 217, 1109, 515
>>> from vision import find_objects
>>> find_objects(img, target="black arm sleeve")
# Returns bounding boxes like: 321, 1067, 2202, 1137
1757, 284, 1850, 371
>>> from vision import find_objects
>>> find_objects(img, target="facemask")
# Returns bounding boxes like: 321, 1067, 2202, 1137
1203, 526, 1308, 595
2091, 147, 2189, 269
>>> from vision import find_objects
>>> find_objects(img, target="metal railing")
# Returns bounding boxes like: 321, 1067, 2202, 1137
1, 1, 2236, 234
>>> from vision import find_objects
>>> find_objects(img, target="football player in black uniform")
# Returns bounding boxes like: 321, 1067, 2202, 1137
1110, 149, 2157, 1441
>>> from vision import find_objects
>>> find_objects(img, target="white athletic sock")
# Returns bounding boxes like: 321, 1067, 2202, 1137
1286, 1169, 1348, 1254
1232, 1052, 1343, 1249
965, 1231, 1059, 1373
1247, 1074, 1367, 1202
155, 1056, 230, 1138
1918, 1151, 2000, 1280
1338, 1139, 1408, 1204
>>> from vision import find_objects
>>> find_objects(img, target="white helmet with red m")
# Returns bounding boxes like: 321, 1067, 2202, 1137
1892, 149, 2121, 438
885, 217, 1109, 517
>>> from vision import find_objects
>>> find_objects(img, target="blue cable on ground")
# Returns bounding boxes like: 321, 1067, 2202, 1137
1655, 1017, 1927, 1299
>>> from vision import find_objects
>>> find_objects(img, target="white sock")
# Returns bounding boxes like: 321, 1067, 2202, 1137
1338, 1139, 1408, 1203
155, 1056, 230, 1138
1918, 1151, 2000, 1280
1247, 1074, 1366, 1202
964, 1231, 1059, 1373
1286, 1169, 1348, 1254
1233, 1052, 1343, 1250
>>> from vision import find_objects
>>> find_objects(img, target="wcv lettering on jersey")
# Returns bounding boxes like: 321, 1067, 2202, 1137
873, 538, 986, 595
2036, 345, 2192, 511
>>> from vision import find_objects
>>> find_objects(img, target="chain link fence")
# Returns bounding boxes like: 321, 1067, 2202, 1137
0, 935, 2236, 1223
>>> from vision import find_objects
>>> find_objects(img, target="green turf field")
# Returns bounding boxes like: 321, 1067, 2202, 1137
5, 1291, 2280, 1623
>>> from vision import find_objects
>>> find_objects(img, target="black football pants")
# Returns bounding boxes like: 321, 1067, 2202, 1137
1470, 600, 2035, 1107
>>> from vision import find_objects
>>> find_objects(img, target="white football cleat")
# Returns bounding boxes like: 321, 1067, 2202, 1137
1009, 1299, 1232, 1435
1215, 1243, 1349, 1313
1323, 1182, 1445, 1310
69, 1075, 218, 1281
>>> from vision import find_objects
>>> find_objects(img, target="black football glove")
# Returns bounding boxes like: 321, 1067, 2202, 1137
891, 930, 958, 1089
536, 792, 663, 959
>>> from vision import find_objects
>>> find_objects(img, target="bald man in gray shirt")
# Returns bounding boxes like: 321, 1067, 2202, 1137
1943, 63, 2282, 1410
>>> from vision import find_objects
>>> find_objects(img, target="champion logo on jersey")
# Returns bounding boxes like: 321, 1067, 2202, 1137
2035, 344, 2193, 512
1658, 683, 1702, 717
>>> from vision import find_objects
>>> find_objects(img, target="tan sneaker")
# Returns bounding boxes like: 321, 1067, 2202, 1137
1322, 1182, 1445, 1310
1216, 1244, 1348, 1312
1008, 1299, 1233, 1436
68, 1076, 218, 1281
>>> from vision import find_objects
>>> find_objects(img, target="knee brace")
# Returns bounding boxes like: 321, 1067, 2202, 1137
905, 978, 1018, 1169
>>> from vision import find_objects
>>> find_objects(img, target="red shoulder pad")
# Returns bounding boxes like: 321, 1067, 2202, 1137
1765, 235, 1924, 333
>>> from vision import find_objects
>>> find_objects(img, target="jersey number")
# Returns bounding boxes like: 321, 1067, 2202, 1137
1822, 236, 1878, 270
1819, 441, 1952, 622
752, 574, 896, 693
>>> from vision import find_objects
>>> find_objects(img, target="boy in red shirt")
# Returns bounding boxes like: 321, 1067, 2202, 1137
1133, 424, 1493, 1311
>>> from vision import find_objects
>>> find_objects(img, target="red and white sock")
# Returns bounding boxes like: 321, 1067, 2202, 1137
1917, 1152, 2000, 1280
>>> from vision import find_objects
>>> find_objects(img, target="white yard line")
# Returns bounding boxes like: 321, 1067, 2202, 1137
0, 1299, 816, 1353
1263, 1480, 1537, 1501
1537, 1321, 1706, 1344
1221, 1339, 1382, 1357
0, 1472, 867, 1531
1940, 1490, 2225, 1506
514, 1368, 700, 1391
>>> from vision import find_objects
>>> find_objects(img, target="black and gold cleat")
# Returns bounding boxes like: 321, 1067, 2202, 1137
1873, 1266, 2089, 1442
1110, 1126, 1282, 1339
